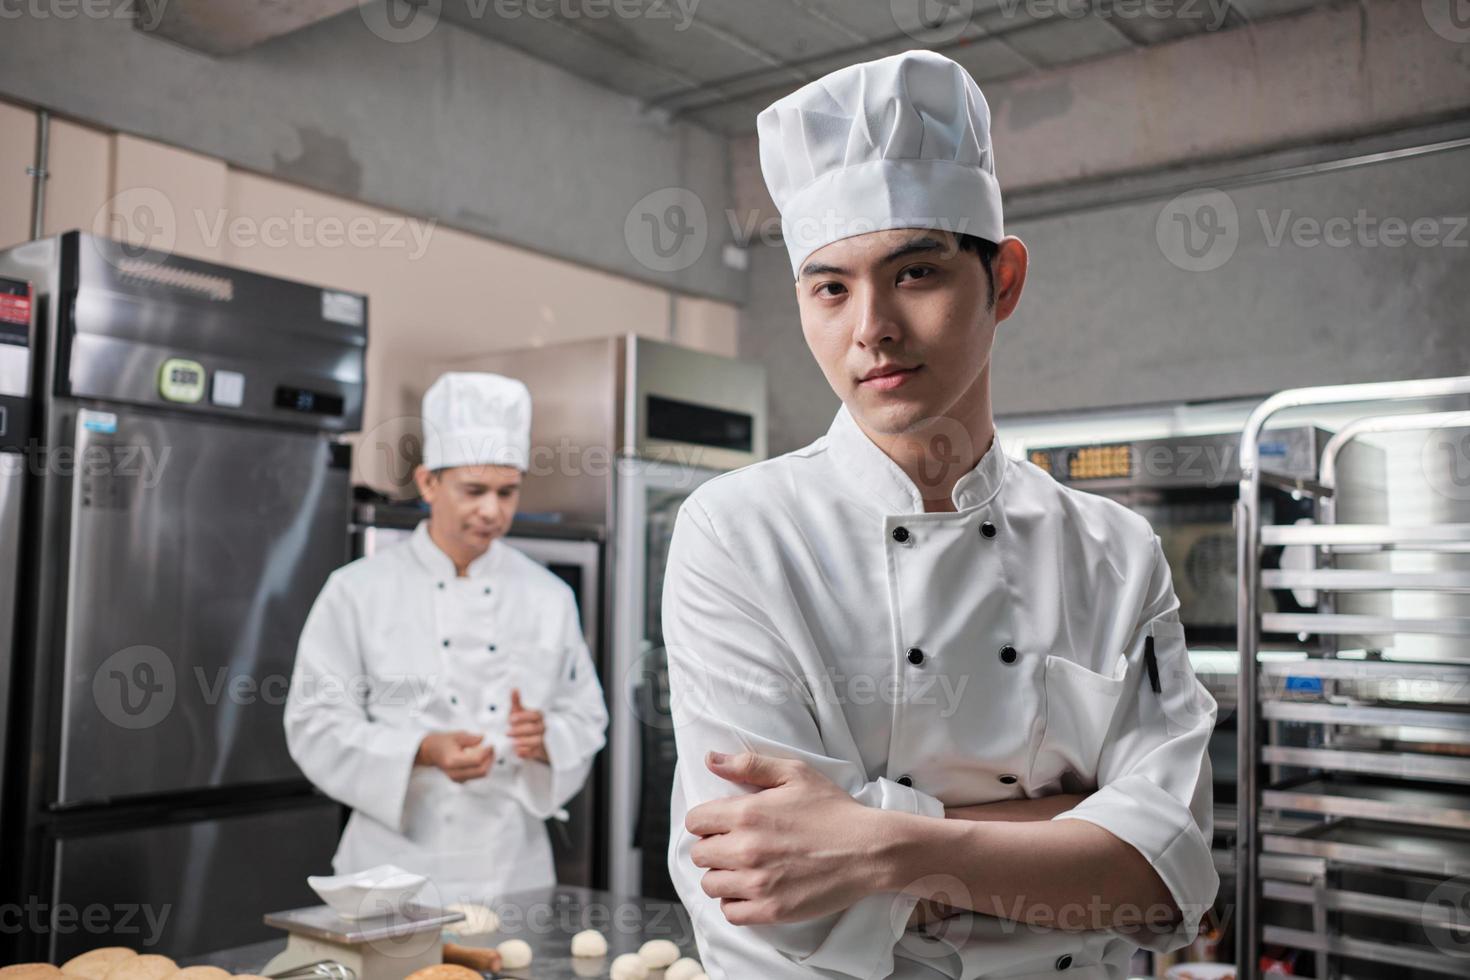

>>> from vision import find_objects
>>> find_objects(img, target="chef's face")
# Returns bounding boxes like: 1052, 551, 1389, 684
415, 464, 522, 556
795, 229, 1027, 437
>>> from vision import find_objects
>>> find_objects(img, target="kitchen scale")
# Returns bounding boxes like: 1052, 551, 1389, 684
263, 904, 465, 980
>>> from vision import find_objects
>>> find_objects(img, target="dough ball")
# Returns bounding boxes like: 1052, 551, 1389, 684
168, 970, 231, 980
665, 958, 703, 980
608, 953, 649, 980
442, 903, 500, 936
101, 956, 176, 980
61, 948, 136, 979
496, 940, 533, 970
404, 967, 481, 980
0, 967, 64, 979
569, 929, 607, 958
637, 939, 680, 969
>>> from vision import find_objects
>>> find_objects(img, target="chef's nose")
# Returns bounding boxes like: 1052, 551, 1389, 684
851, 283, 901, 349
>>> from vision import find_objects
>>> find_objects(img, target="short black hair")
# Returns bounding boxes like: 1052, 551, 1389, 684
956, 233, 999, 309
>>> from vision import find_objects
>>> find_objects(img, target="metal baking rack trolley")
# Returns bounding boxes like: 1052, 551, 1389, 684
1236, 375, 1470, 978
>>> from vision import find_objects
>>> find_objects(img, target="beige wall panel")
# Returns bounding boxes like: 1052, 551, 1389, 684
0, 100, 37, 250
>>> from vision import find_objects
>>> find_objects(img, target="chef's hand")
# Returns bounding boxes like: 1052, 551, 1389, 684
416, 731, 494, 782
508, 689, 549, 764
687, 751, 879, 926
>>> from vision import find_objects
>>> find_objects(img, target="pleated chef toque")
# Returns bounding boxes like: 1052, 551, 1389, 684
757, 49, 1004, 279
421, 372, 532, 471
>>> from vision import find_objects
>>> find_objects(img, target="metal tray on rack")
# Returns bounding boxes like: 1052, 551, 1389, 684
1262, 817, 1470, 876
1262, 775, 1470, 830
1262, 745, 1470, 784
1262, 699, 1470, 731
1261, 924, 1470, 977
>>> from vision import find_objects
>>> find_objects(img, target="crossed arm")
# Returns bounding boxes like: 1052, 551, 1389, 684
686, 751, 1180, 936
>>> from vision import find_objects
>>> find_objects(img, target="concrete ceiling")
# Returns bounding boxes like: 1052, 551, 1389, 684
140, 0, 1343, 134
434, 0, 1340, 134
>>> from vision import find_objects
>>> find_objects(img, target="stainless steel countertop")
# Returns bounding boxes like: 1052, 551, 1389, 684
186, 885, 696, 979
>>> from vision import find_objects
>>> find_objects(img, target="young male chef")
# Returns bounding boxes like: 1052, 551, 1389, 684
286, 372, 608, 905
665, 51, 1218, 979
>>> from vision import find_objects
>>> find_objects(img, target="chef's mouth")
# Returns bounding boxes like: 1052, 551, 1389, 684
858, 364, 923, 390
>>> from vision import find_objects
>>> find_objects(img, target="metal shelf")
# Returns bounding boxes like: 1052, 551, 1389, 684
1262, 568, 1470, 592
1260, 658, 1470, 682
1235, 375, 1470, 979
1262, 612, 1470, 637
1261, 746, 1470, 784
1261, 818, 1470, 876
1262, 699, 1470, 731
1260, 523, 1470, 547
1261, 925, 1470, 977
1262, 879, 1469, 929
1262, 776, 1470, 831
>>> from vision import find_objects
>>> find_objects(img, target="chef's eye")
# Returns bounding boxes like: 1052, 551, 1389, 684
814, 281, 846, 298
898, 265, 935, 283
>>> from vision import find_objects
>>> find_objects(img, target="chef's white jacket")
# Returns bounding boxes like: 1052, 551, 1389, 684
664, 405, 1218, 980
285, 521, 608, 904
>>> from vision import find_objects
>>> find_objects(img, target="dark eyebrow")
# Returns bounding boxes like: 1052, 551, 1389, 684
799, 236, 949, 280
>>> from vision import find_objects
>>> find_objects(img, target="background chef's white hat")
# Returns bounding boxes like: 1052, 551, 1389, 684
421, 372, 532, 472
757, 49, 1003, 279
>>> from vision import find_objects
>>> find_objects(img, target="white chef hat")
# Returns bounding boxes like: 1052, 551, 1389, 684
757, 49, 1004, 279
421, 372, 532, 472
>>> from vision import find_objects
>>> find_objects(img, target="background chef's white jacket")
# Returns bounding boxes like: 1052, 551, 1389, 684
285, 521, 608, 905
664, 405, 1218, 980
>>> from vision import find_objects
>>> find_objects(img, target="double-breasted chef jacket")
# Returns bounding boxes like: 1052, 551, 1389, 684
664, 405, 1218, 980
286, 520, 608, 905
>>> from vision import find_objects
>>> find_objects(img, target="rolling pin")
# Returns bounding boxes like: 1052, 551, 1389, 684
444, 943, 503, 973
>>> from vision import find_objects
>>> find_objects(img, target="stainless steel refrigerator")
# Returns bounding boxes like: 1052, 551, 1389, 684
0, 233, 367, 962
444, 335, 768, 900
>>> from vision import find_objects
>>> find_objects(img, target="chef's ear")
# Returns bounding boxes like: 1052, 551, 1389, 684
414, 464, 439, 503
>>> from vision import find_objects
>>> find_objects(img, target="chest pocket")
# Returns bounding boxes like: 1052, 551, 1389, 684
1029, 654, 1125, 792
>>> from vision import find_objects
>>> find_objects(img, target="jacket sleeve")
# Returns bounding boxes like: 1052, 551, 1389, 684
284, 570, 422, 830
665, 498, 944, 980
1050, 534, 1220, 953
515, 589, 609, 820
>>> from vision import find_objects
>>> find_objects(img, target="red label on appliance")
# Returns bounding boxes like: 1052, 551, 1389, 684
0, 291, 29, 326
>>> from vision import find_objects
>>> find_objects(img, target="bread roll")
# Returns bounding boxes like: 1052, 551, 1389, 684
100, 956, 176, 980
403, 967, 481, 980
61, 948, 136, 979
168, 969, 231, 980
496, 940, 532, 969
608, 953, 648, 980
665, 957, 703, 980
0, 966, 65, 979
441, 903, 499, 936
569, 929, 607, 958
637, 939, 680, 968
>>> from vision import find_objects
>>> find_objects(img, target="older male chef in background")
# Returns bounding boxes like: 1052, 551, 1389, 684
286, 372, 608, 904
664, 51, 1218, 980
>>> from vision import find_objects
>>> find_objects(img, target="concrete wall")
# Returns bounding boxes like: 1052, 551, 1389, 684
0, 2, 746, 304
735, 0, 1470, 455
0, 101, 739, 493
